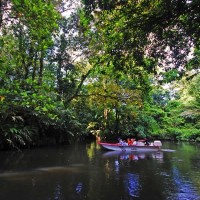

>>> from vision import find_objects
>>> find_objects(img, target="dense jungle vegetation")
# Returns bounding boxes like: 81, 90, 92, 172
0, 0, 199, 150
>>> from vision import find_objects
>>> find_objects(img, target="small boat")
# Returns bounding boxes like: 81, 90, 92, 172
99, 140, 162, 152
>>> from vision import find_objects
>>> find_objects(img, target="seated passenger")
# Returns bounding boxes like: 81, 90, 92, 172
118, 138, 128, 146
118, 138, 123, 145
144, 138, 150, 145
123, 140, 128, 146
127, 138, 132, 145
131, 138, 136, 145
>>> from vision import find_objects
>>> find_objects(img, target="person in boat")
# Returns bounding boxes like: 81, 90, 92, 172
118, 138, 128, 146
144, 137, 150, 146
127, 138, 132, 146
123, 140, 128, 146
118, 138, 123, 145
96, 134, 101, 142
131, 138, 136, 145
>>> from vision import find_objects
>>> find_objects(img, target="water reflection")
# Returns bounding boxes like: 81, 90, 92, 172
102, 151, 165, 199
169, 167, 200, 200
53, 183, 62, 200
125, 173, 141, 197
75, 182, 83, 194
0, 142, 200, 200
102, 151, 163, 161
0, 165, 84, 179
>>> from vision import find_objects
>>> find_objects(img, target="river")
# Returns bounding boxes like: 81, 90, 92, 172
0, 141, 200, 200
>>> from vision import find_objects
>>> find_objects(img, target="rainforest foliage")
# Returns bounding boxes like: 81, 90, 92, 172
0, 0, 199, 150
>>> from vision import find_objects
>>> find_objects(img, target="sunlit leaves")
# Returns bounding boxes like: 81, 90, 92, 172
83, 0, 200, 84
12, 0, 61, 47
188, 74, 200, 103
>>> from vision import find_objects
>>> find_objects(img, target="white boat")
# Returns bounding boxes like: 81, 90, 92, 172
99, 140, 162, 152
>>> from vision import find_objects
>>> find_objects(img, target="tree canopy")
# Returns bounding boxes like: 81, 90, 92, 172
0, 0, 200, 150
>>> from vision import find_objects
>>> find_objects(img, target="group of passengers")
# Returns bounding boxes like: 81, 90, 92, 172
118, 138, 150, 146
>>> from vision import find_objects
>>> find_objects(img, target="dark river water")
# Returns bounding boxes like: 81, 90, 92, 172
0, 141, 200, 200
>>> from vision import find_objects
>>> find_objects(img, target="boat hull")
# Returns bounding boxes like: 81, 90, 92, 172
99, 142, 161, 152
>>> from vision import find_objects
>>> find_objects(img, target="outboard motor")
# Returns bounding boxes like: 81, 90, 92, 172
153, 140, 162, 147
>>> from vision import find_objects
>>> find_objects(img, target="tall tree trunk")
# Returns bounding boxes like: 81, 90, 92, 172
32, 53, 37, 81
25, 45, 34, 79
115, 107, 120, 134
0, 0, 7, 29
38, 51, 44, 86
0, 0, 2, 28
57, 57, 62, 95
